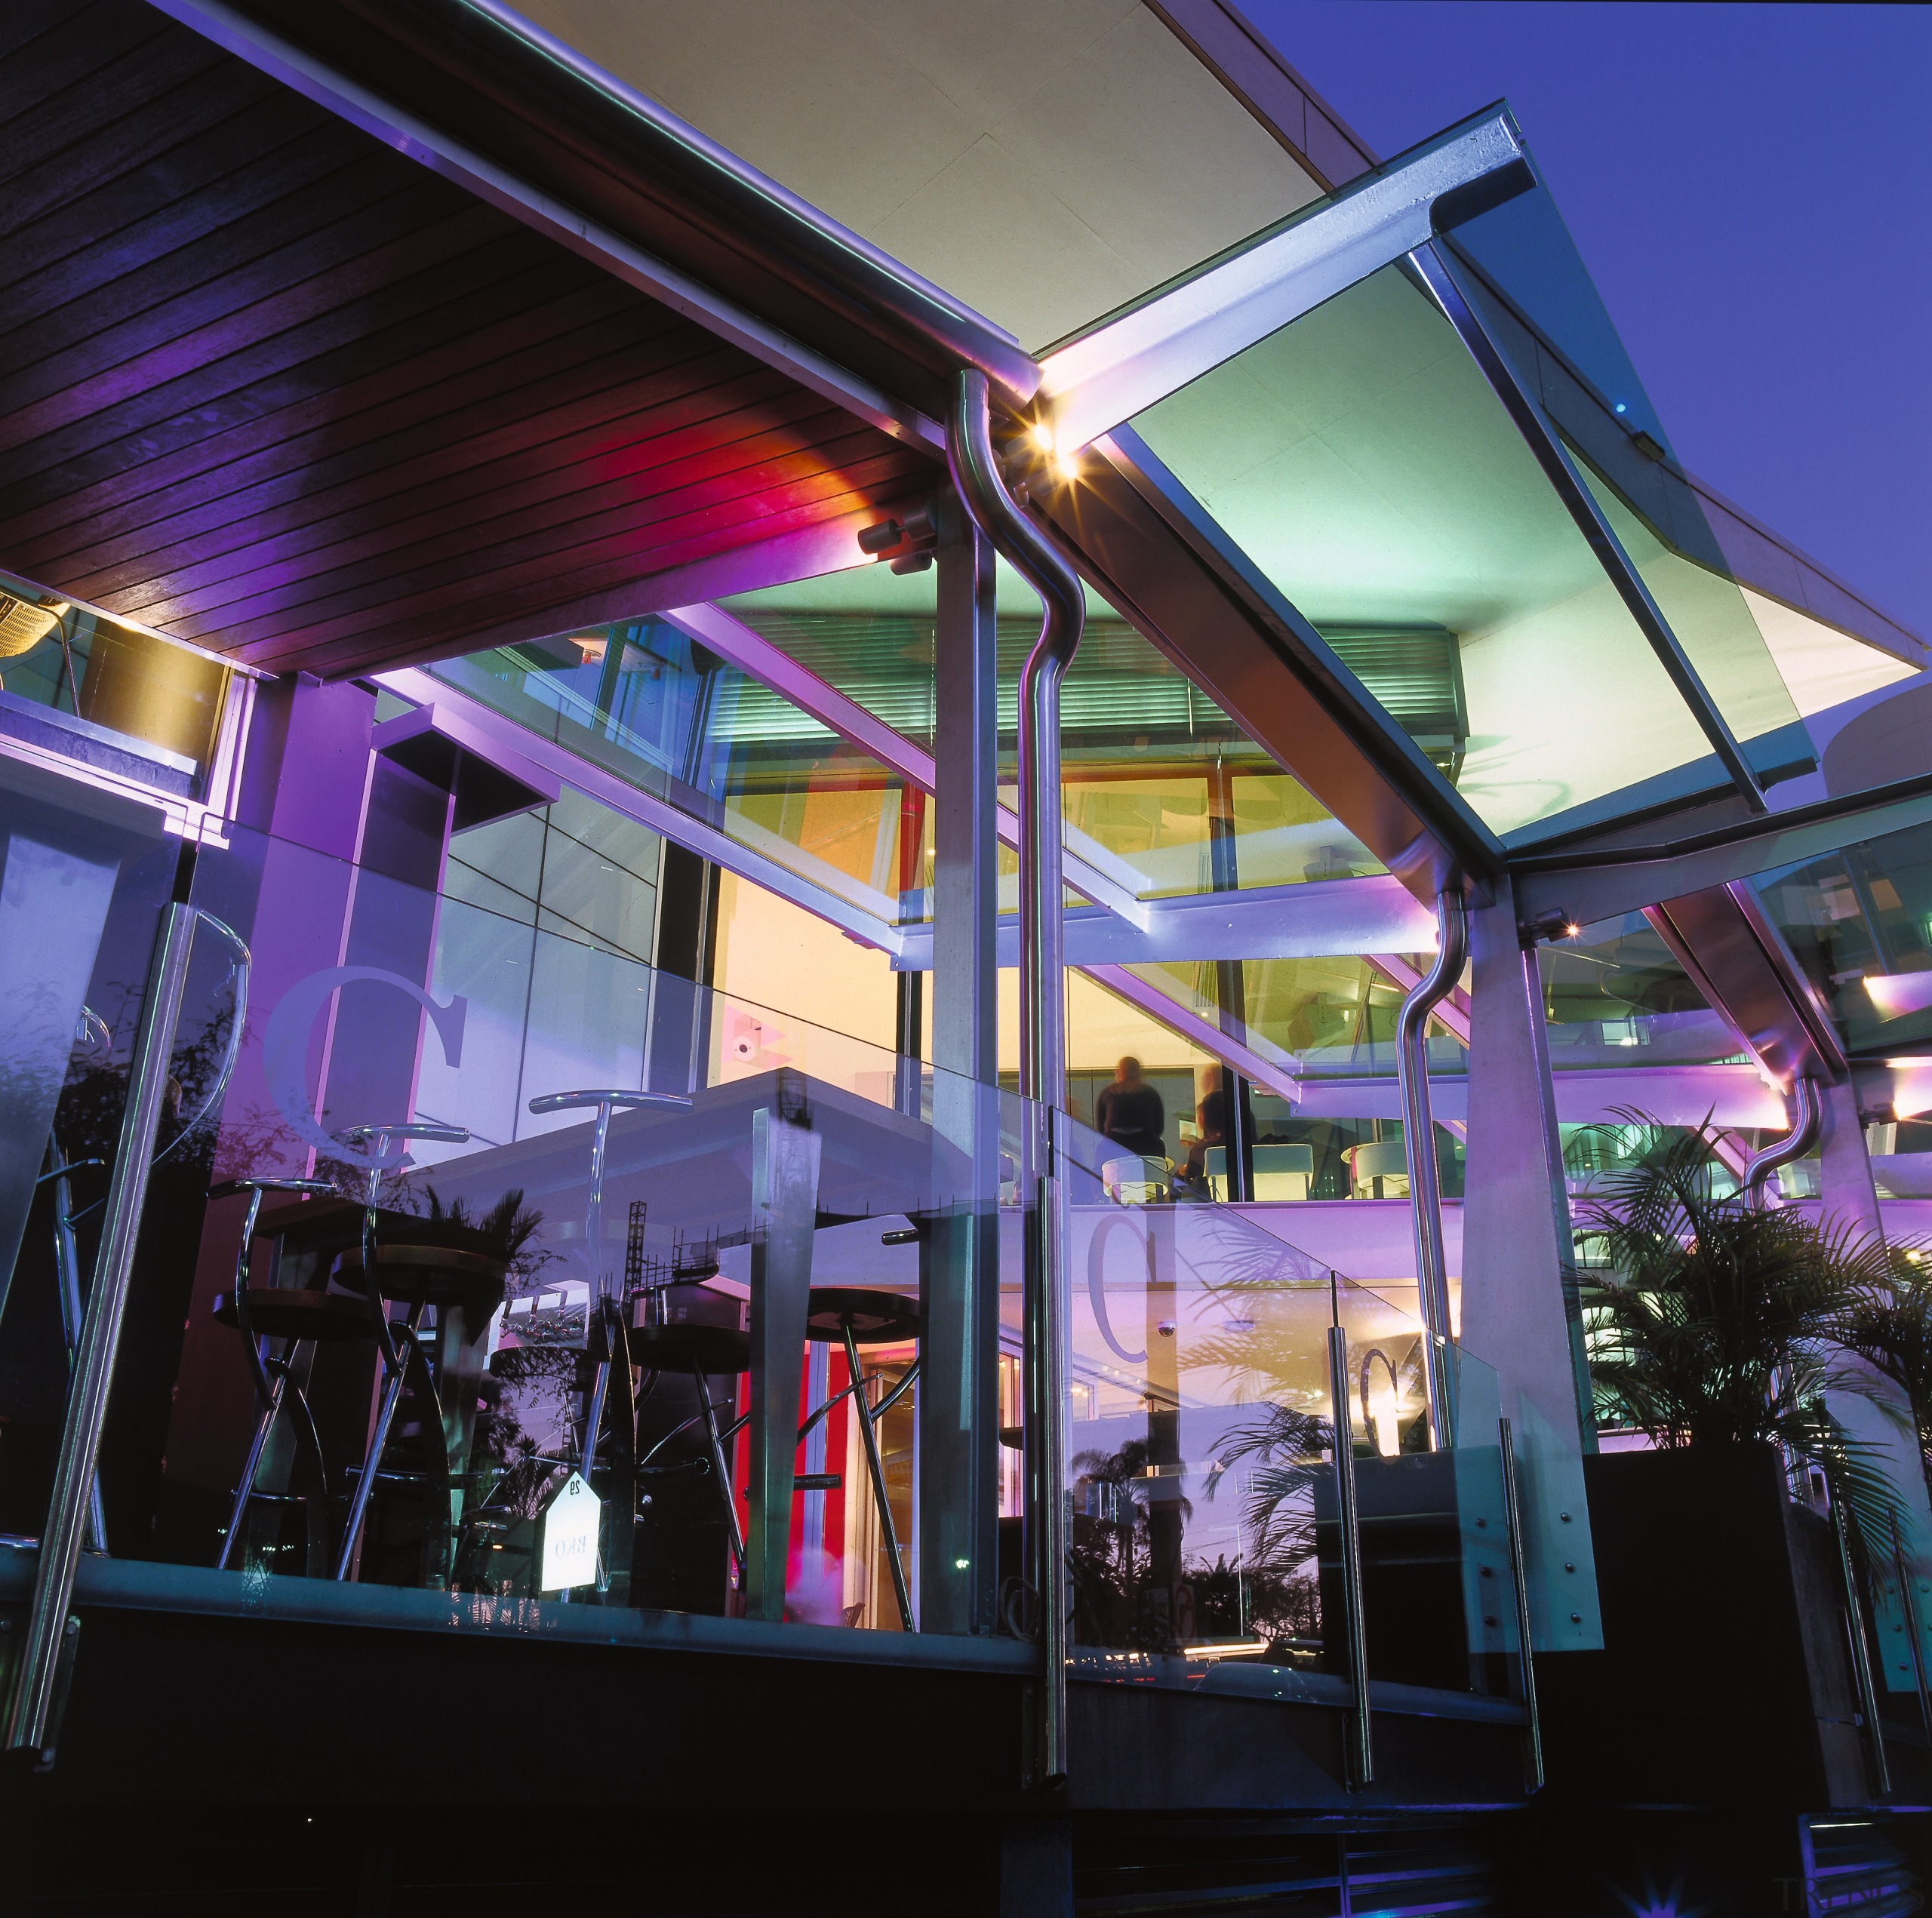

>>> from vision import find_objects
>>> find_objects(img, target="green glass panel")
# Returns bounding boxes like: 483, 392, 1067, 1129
1439, 179, 1801, 758
1130, 260, 1718, 838
428, 626, 917, 925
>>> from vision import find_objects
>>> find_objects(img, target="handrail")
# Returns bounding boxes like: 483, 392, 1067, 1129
1327, 1323, 1372, 1788
5, 898, 202, 1762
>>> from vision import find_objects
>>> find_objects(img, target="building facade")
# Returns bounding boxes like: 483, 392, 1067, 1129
0, 4, 1927, 1911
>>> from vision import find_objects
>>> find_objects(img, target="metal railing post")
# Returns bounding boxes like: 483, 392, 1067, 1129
1832, 1492, 1893, 1799
1498, 1415, 1545, 1794
5, 899, 200, 1761
1327, 1323, 1372, 1787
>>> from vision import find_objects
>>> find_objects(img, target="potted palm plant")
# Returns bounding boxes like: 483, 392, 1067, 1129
1574, 1115, 1902, 1548
1550, 1113, 1908, 1810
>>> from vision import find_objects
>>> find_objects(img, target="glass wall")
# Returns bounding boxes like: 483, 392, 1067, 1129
429, 623, 923, 929
721, 565, 1388, 899
1540, 911, 1746, 1071
0, 766, 1525, 1716
1064, 1198, 1521, 1701
1752, 819, 1932, 1062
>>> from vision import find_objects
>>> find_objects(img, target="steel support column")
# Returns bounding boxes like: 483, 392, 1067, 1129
1816, 1075, 1932, 1631
744, 1090, 821, 1624
1458, 875, 1602, 1652
921, 489, 1002, 1637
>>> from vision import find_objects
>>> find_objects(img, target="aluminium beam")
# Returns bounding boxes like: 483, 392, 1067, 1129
1510, 773, 1932, 931
663, 602, 1152, 927
1645, 881, 1846, 1091
890, 874, 1436, 970
1037, 107, 1531, 453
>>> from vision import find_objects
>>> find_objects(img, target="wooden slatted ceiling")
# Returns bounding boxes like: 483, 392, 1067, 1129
0, 0, 933, 678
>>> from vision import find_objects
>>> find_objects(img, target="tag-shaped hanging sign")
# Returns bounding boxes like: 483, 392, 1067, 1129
539, 1471, 601, 1592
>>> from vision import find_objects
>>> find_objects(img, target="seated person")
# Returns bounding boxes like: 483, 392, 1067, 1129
1094, 1056, 1165, 1160
1182, 1066, 1229, 1190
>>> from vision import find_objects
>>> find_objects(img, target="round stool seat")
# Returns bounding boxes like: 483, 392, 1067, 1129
214, 1288, 374, 1343
805, 1286, 919, 1345
629, 1320, 751, 1375
331, 1244, 507, 1312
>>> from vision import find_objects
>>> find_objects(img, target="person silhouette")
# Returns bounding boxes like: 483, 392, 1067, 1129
1094, 1056, 1165, 1160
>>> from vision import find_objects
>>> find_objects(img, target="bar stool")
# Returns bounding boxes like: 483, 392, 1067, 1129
630, 1315, 751, 1581
800, 1287, 921, 1631
208, 1175, 349, 1575
526, 1089, 691, 1594
333, 1121, 470, 1581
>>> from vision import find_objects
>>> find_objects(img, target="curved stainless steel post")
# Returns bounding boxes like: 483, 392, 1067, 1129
1742, 1077, 1820, 1207
948, 369, 1084, 1785
5, 900, 200, 1761
1396, 889, 1468, 1449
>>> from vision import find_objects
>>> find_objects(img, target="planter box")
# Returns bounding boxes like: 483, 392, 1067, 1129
1538, 1441, 1871, 1811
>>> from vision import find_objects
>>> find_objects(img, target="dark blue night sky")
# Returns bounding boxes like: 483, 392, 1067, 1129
1246, 1, 1932, 642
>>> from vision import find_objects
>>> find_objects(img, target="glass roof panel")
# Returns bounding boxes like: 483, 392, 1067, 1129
1572, 458, 1801, 755
1129, 260, 1712, 838
1446, 179, 1672, 455
1541, 911, 1745, 1071
1438, 183, 1803, 761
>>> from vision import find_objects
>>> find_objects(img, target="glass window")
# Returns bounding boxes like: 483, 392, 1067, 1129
1751, 822, 1932, 1059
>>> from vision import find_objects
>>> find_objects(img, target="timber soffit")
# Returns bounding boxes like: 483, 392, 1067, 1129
149, 0, 1038, 430
0, 0, 942, 678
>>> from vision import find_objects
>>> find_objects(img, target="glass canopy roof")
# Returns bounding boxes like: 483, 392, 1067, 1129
1044, 109, 1901, 850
